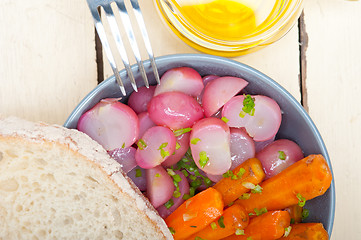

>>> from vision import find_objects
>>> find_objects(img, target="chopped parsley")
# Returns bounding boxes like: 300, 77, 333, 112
297, 193, 306, 207
211, 222, 217, 230
173, 127, 192, 137
135, 169, 142, 177
137, 139, 147, 150
254, 207, 268, 216
239, 193, 251, 200
190, 138, 201, 145
218, 216, 225, 228
165, 199, 174, 209
278, 151, 286, 160
240, 94, 256, 118
199, 151, 209, 168
251, 184, 263, 194
221, 116, 229, 123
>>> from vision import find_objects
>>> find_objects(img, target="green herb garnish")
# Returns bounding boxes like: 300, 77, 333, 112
235, 229, 245, 235
211, 222, 217, 230
241, 94, 256, 117
190, 138, 201, 145
278, 150, 286, 160
158, 142, 168, 149
254, 207, 268, 216
302, 208, 309, 220
199, 151, 209, 168
155, 173, 160, 178
137, 139, 147, 150
218, 216, 225, 228
297, 193, 306, 207
239, 193, 251, 200
135, 169, 142, 177
165, 199, 174, 209
176, 142, 181, 150
221, 116, 229, 123
190, 225, 197, 228
121, 142, 125, 148
168, 227, 175, 235
284, 226, 292, 237
173, 128, 192, 137
251, 184, 263, 194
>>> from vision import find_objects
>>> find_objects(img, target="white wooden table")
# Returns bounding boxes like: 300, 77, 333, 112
1, 0, 360, 239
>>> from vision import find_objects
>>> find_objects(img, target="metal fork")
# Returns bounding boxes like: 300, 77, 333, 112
86, 0, 160, 96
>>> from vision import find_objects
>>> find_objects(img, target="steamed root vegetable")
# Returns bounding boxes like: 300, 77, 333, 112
146, 166, 175, 208
196, 75, 219, 104
135, 126, 176, 169
77, 98, 139, 151
255, 136, 275, 153
213, 158, 265, 206
154, 67, 204, 97
127, 85, 156, 114
186, 204, 249, 240
222, 210, 291, 240
157, 170, 190, 218
190, 118, 232, 175
162, 132, 191, 167
202, 76, 248, 117
230, 128, 256, 170
222, 95, 282, 141
256, 139, 304, 179
235, 155, 333, 214
137, 112, 156, 140
165, 187, 224, 240
108, 147, 137, 173
148, 91, 204, 130
282, 223, 329, 239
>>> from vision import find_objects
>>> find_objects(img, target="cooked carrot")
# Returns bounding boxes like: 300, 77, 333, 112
165, 187, 224, 240
282, 223, 329, 240
235, 155, 332, 215
185, 204, 249, 240
213, 158, 265, 206
285, 204, 303, 224
222, 210, 291, 240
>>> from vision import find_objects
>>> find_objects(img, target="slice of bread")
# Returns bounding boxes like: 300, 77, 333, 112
0, 117, 173, 239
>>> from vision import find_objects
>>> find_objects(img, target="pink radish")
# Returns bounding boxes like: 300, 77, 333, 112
256, 139, 304, 179
206, 173, 223, 183
148, 92, 204, 130
202, 76, 248, 117
135, 126, 176, 169
127, 166, 147, 191
197, 75, 219, 105
162, 132, 191, 167
230, 128, 256, 170
154, 67, 204, 97
190, 117, 232, 175
255, 136, 275, 153
222, 95, 282, 141
156, 170, 190, 218
127, 85, 156, 114
137, 112, 156, 140
77, 98, 139, 151
146, 166, 174, 208
108, 147, 137, 174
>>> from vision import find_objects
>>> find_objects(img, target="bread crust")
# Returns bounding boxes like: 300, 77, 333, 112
0, 117, 173, 239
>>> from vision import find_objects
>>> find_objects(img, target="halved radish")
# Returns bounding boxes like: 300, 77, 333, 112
256, 139, 304, 179
222, 95, 282, 141
148, 91, 204, 130
137, 112, 156, 140
255, 136, 275, 153
202, 76, 248, 117
190, 117, 232, 175
127, 166, 147, 191
135, 126, 176, 169
146, 166, 174, 208
197, 75, 219, 105
77, 98, 139, 151
230, 128, 256, 170
206, 173, 223, 183
127, 85, 156, 114
154, 67, 204, 97
156, 170, 190, 218
108, 147, 137, 174
162, 132, 191, 167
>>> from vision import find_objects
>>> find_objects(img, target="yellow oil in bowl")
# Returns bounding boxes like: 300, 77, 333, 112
154, 0, 303, 56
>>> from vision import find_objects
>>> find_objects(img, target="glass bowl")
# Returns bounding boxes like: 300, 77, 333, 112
154, 0, 304, 56
65, 54, 335, 236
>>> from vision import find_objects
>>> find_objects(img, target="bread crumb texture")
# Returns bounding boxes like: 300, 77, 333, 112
0, 117, 173, 239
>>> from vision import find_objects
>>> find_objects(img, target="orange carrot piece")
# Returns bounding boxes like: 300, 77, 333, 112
235, 154, 332, 215
285, 204, 303, 224
282, 223, 329, 240
213, 158, 265, 206
222, 210, 291, 240
185, 204, 249, 240
165, 187, 224, 240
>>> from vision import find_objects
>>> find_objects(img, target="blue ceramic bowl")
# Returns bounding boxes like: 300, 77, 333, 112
64, 54, 335, 236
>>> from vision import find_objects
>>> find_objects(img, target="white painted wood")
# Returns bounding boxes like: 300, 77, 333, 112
102, 0, 301, 102
303, 0, 361, 239
0, 0, 97, 125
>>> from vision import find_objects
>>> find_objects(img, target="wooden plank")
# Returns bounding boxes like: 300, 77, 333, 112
101, 0, 301, 101
303, 0, 361, 238
0, 0, 97, 125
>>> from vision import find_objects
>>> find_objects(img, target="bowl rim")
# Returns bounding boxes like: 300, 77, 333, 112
64, 53, 335, 235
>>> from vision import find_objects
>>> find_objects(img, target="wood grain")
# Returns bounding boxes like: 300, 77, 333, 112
303, 0, 361, 239
0, 0, 97, 125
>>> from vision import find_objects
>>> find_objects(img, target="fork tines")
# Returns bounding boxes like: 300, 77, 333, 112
86, 0, 160, 96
